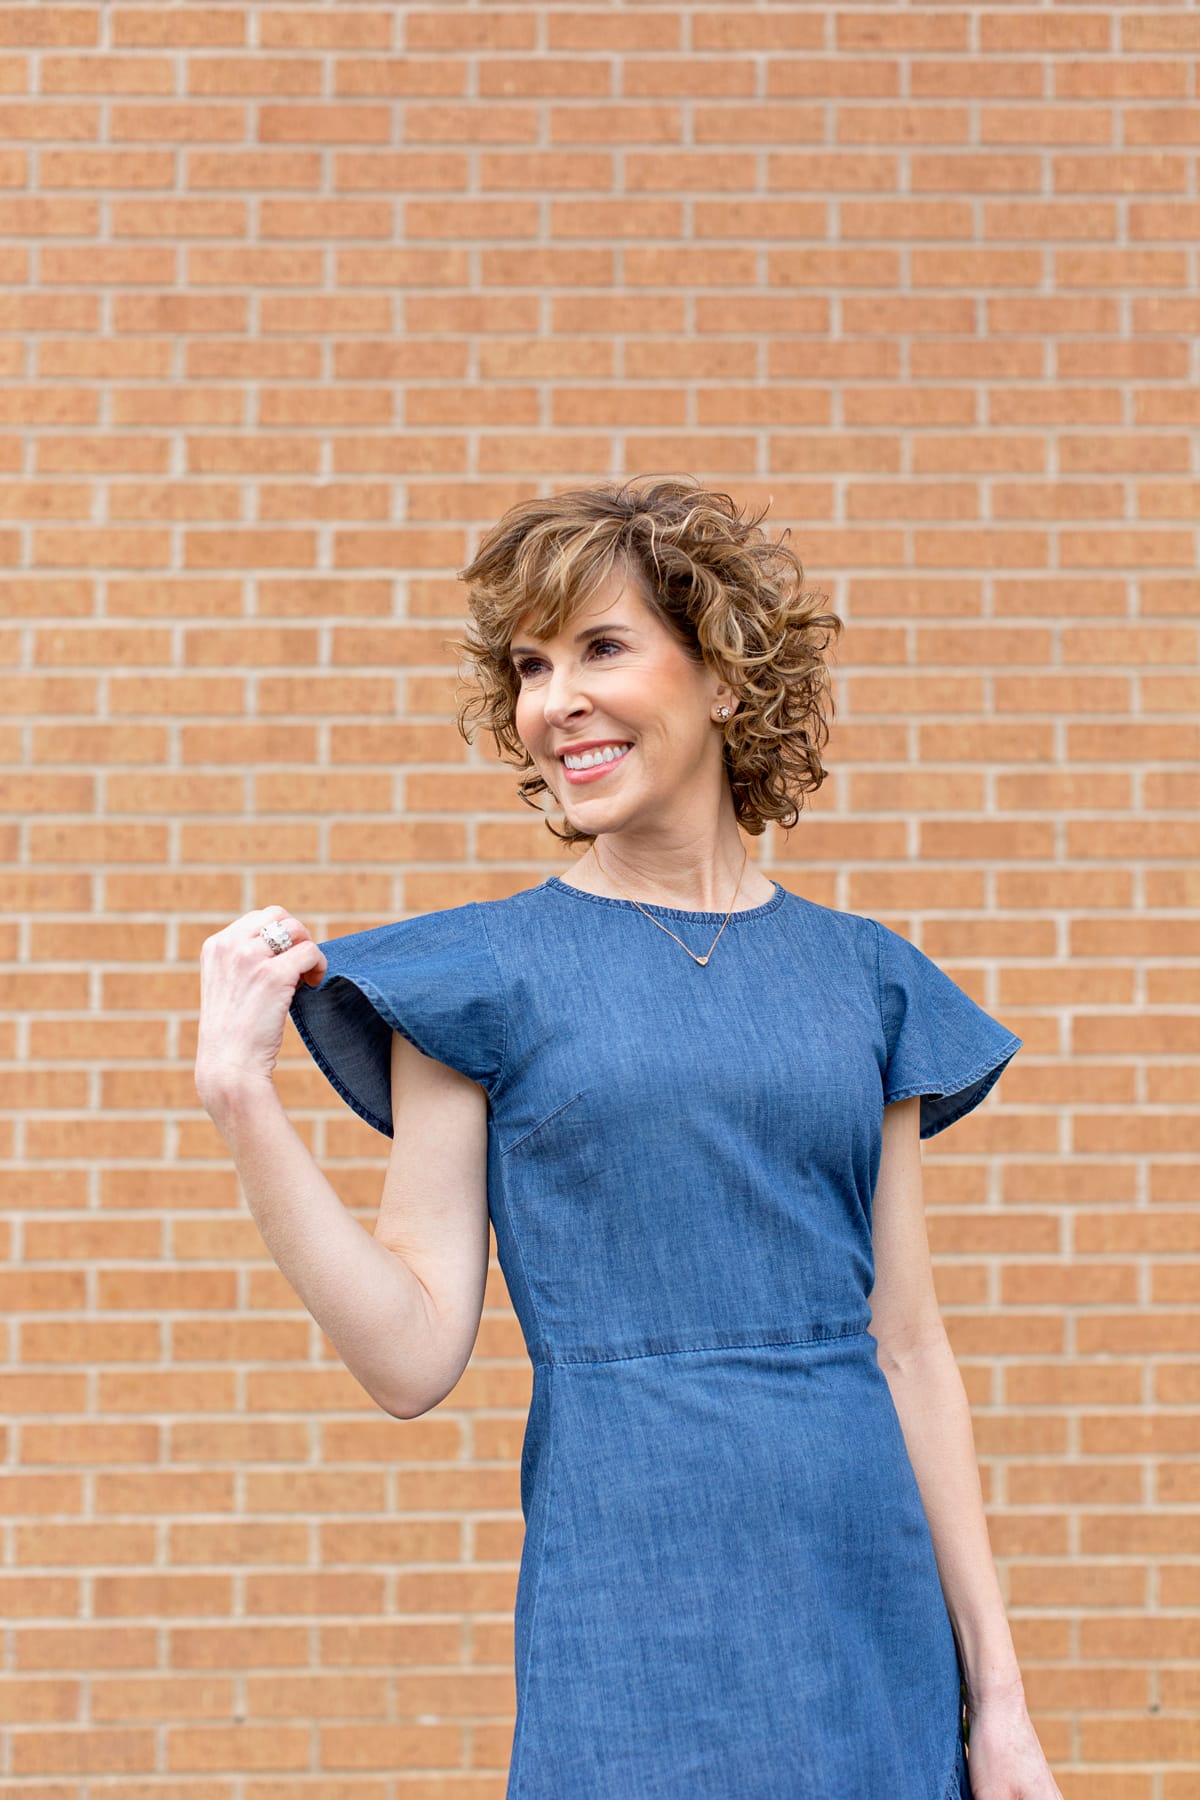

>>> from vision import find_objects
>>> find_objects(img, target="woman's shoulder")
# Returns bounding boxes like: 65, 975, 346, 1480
779, 888, 879, 946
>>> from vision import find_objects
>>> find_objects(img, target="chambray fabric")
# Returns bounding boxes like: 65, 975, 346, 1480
289, 877, 1023, 1799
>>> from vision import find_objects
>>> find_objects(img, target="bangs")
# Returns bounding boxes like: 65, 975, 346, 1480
508, 540, 648, 650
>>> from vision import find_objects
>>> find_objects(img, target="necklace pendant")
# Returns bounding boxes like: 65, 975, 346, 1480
590, 843, 750, 969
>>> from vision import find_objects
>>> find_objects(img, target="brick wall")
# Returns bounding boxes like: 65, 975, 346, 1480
4, 3, 1199, 1793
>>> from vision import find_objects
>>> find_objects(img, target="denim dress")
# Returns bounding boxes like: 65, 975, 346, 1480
289, 876, 1022, 1800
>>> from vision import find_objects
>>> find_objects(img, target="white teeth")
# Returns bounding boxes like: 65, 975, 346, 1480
563, 743, 632, 770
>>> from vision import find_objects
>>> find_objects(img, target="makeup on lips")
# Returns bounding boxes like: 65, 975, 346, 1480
558, 741, 634, 784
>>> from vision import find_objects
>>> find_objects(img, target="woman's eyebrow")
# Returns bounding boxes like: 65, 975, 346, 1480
510, 622, 631, 657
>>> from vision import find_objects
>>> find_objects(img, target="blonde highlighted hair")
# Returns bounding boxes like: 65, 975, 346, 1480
451, 474, 843, 851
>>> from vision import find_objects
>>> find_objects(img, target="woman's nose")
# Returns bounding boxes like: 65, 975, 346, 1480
543, 669, 589, 723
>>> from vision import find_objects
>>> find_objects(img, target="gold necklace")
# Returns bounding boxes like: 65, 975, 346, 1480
588, 842, 750, 967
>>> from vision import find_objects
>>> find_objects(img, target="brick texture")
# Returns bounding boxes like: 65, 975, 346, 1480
4, 3, 1199, 1794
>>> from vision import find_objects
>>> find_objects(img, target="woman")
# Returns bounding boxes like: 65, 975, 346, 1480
220, 477, 1059, 1797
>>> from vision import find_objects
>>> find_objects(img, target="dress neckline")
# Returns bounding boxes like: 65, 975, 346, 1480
542, 874, 787, 925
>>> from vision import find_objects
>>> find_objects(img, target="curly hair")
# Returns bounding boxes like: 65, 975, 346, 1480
450, 474, 843, 852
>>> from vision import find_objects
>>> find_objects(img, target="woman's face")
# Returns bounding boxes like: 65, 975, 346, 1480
510, 574, 734, 841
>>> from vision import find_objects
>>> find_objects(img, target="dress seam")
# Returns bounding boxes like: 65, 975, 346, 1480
473, 901, 510, 1095
885, 1034, 1023, 1140
882, 1032, 1023, 1111
507, 1361, 554, 1799
500, 1090, 585, 1159
542, 1322, 873, 1368
493, 1163, 551, 1367
870, 913, 887, 1062
542, 873, 788, 925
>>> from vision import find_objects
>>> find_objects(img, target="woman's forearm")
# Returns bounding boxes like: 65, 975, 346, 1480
880, 1332, 1026, 1711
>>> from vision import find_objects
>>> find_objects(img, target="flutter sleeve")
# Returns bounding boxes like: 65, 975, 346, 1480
287, 901, 506, 1139
871, 916, 1022, 1140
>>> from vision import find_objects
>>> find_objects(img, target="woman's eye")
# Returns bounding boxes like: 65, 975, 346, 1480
514, 638, 622, 680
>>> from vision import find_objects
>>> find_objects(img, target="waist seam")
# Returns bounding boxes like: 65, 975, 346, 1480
532, 1321, 874, 1369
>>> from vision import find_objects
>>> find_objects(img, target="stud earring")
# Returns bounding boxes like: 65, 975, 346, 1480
715, 706, 730, 720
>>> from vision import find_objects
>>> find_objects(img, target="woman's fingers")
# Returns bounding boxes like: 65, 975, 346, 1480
248, 907, 314, 948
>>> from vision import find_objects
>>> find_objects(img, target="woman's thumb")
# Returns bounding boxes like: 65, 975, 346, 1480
298, 942, 328, 989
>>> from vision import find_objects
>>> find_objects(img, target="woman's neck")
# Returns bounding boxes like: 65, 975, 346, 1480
555, 846, 776, 913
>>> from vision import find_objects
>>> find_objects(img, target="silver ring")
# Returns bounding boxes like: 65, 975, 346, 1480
259, 920, 293, 956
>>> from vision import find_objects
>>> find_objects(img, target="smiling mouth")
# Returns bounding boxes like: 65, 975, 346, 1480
559, 743, 634, 782
559, 742, 633, 769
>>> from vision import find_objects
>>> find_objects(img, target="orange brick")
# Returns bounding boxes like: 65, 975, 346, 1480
1, 21, 1195, 1796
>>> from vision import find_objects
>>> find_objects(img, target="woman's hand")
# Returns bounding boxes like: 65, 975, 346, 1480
195, 905, 328, 1111
965, 1691, 1064, 1800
